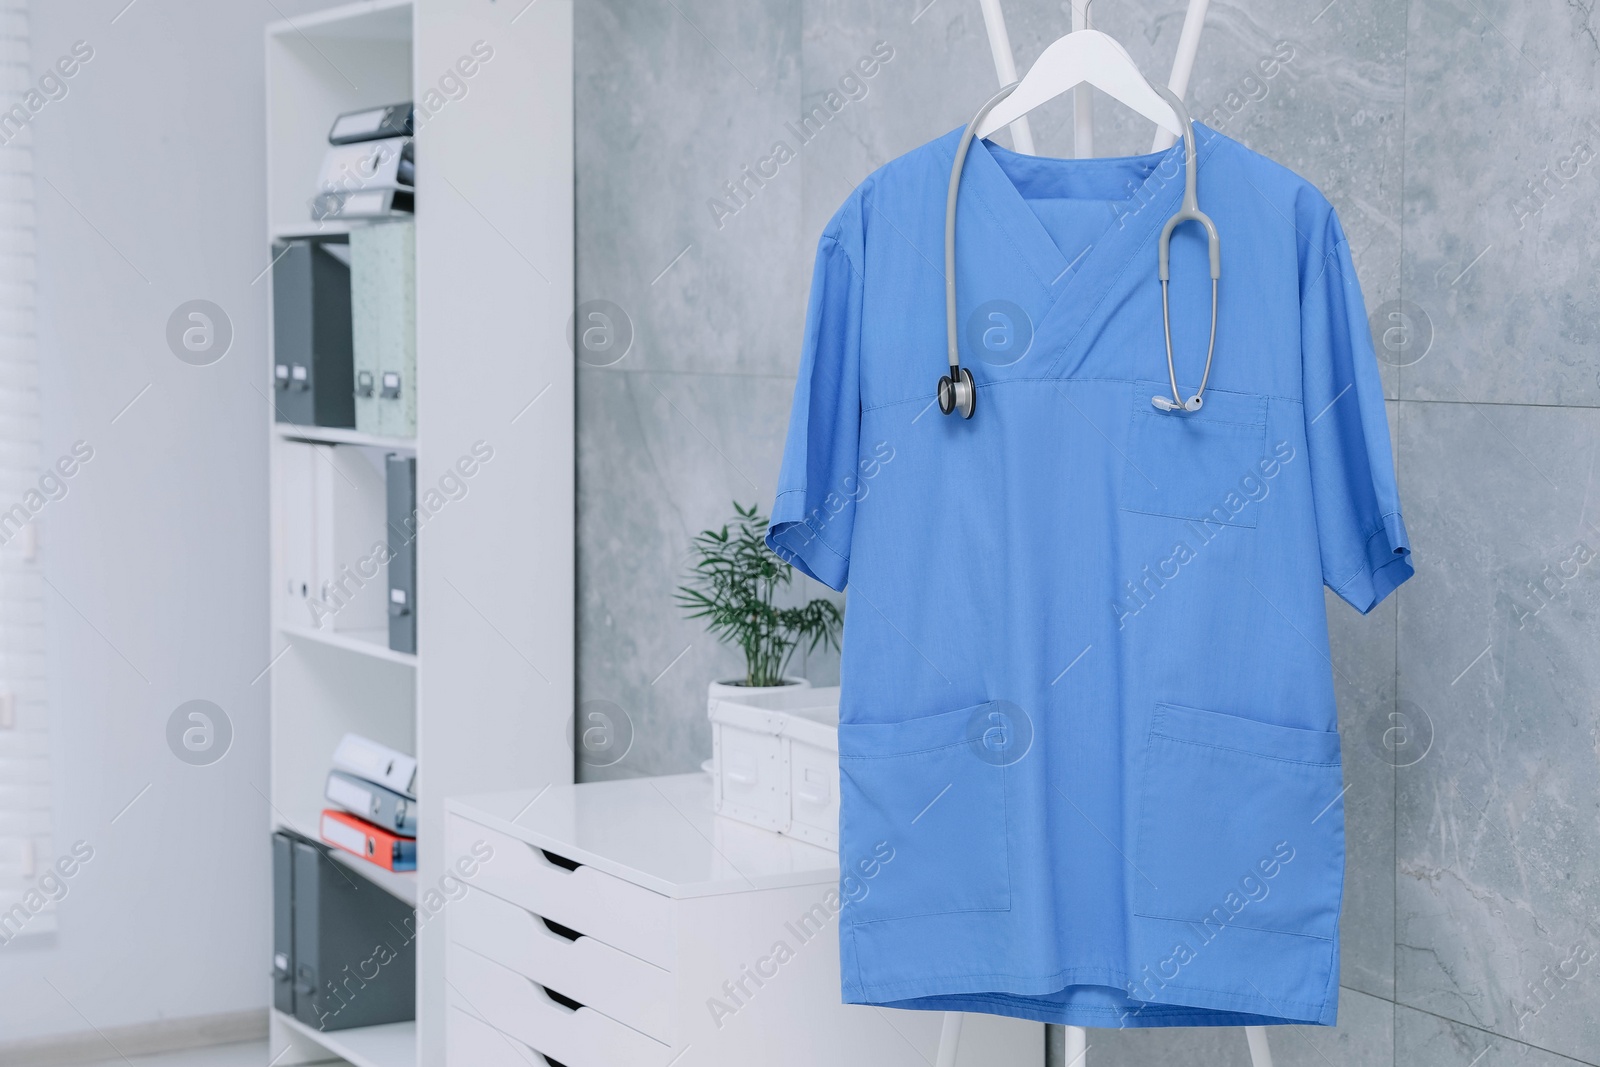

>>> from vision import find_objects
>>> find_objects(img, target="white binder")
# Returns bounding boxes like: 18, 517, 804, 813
331, 732, 417, 798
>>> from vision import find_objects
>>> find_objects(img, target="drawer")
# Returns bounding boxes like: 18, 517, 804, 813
787, 738, 839, 850
448, 940, 671, 1067
450, 814, 674, 969
449, 1004, 562, 1067
452, 883, 674, 1044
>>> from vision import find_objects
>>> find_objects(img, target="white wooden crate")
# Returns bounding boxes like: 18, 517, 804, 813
709, 685, 840, 851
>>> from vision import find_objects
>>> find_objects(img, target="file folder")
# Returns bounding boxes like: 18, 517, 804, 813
273, 441, 388, 633
271, 830, 302, 1014
289, 835, 416, 1030
330, 732, 417, 797
312, 137, 413, 222
326, 769, 416, 837
385, 454, 417, 654
328, 101, 413, 144
321, 809, 417, 872
274, 441, 319, 629
272, 240, 354, 428
351, 219, 416, 438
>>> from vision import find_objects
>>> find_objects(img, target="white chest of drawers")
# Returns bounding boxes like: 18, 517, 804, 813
445, 774, 1041, 1067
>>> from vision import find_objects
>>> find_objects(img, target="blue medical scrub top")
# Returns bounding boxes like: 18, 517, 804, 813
766, 124, 1412, 1029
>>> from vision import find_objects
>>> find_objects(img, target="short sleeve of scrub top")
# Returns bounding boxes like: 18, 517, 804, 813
768, 210, 865, 593
1300, 210, 1413, 612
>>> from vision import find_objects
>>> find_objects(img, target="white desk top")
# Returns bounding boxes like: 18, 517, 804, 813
446, 773, 839, 899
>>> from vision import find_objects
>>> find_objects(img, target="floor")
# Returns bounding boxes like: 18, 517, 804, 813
79, 1042, 280, 1067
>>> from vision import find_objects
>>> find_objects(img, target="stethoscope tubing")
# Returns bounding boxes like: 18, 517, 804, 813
945, 82, 1022, 375
941, 80, 1222, 417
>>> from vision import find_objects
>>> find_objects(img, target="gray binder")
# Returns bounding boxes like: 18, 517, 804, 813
325, 769, 417, 836
272, 240, 355, 428
290, 836, 416, 1031
385, 454, 417, 654
271, 831, 298, 1014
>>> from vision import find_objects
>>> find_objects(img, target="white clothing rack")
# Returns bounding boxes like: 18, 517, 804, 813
946, 11, 1274, 1067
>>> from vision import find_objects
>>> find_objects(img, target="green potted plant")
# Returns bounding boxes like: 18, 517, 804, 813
677, 502, 843, 708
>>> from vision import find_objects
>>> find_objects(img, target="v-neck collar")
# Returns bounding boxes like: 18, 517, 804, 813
951, 124, 1224, 379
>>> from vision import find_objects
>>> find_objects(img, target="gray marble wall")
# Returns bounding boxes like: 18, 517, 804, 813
575, 1, 1600, 1063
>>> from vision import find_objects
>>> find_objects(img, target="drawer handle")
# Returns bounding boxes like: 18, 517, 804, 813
540, 984, 584, 1013
724, 767, 758, 785
540, 916, 582, 942
539, 848, 581, 872
796, 782, 831, 804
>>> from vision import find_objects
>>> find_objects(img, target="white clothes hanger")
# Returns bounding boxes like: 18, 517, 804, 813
976, 0, 1034, 153
972, 24, 1184, 144
1151, 0, 1212, 150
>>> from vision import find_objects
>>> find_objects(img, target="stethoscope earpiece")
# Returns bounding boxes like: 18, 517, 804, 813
1151, 393, 1205, 413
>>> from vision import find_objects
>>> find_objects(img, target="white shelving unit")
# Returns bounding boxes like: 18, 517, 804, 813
264, 2, 574, 1066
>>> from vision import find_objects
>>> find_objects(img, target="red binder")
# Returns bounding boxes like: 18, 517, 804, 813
320, 808, 417, 872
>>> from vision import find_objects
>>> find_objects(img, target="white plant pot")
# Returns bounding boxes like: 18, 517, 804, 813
707, 675, 809, 712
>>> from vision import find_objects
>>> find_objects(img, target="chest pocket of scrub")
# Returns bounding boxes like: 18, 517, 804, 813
1119, 384, 1269, 528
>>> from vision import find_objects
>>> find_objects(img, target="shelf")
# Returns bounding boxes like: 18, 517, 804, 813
328, 845, 418, 906
282, 624, 417, 667
274, 423, 416, 452
272, 221, 355, 242
271, 218, 414, 243
266, 0, 412, 41
275, 1011, 415, 1067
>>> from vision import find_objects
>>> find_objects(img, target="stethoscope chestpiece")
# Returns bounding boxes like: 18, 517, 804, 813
939, 366, 977, 419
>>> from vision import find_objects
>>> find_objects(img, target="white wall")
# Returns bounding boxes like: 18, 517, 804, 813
0, 0, 326, 1044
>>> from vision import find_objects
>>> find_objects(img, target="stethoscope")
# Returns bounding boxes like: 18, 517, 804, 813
936, 81, 1221, 419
